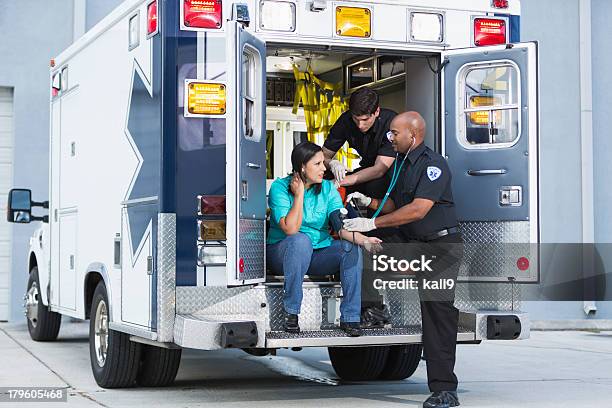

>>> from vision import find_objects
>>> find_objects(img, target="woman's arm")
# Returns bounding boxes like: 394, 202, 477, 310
338, 230, 382, 252
278, 174, 305, 235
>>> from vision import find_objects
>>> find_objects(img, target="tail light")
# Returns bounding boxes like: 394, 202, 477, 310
198, 195, 226, 215
198, 220, 226, 241
517, 257, 529, 271
183, 0, 223, 29
147, 0, 158, 36
198, 244, 227, 266
474, 18, 507, 46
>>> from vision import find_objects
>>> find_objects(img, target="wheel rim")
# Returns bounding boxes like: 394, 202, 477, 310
94, 299, 109, 367
25, 282, 39, 328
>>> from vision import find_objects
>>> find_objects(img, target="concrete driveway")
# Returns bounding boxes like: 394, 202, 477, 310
1, 319, 611, 407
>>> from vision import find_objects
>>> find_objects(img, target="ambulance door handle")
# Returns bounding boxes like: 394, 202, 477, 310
467, 169, 507, 176
246, 162, 261, 170
241, 180, 248, 201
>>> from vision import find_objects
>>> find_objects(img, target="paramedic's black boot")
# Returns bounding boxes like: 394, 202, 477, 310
283, 312, 300, 333
339, 322, 362, 337
360, 304, 391, 328
423, 391, 460, 408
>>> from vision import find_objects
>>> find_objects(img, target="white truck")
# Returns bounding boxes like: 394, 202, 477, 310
7, 0, 538, 388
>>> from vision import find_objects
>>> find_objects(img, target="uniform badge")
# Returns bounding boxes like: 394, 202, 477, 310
427, 166, 442, 181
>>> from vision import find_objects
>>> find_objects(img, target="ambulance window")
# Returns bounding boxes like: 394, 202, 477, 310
460, 63, 520, 148
242, 46, 261, 141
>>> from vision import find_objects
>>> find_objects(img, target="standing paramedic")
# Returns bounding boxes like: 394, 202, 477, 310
343, 112, 464, 408
322, 87, 396, 326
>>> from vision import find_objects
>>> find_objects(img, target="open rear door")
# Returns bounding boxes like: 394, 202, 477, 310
226, 22, 267, 286
442, 42, 539, 283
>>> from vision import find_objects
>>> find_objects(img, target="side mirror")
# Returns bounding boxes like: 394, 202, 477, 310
7, 189, 32, 224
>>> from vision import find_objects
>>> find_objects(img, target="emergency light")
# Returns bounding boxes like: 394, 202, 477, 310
186, 81, 227, 115
198, 195, 226, 215
198, 220, 227, 241
474, 18, 507, 46
491, 0, 509, 9
469, 96, 502, 126
147, 0, 158, 36
335, 6, 371, 38
259, 1, 296, 32
409, 12, 444, 43
183, 0, 223, 29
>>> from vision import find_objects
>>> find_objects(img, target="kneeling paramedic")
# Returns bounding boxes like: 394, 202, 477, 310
267, 141, 382, 337
343, 112, 464, 408
323, 87, 396, 325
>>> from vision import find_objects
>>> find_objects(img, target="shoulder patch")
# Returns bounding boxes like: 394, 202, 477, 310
427, 166, 442, 181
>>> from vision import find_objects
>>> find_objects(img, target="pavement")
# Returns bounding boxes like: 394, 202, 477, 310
1, 319, 612, 407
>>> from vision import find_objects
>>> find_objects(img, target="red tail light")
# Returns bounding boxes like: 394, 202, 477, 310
474, 18, 507, 46
239, 258, 245, 274
198, 195, 226, 215
147, 0, 158, 36
517, 257, 530, 271
184, 0, 223, 29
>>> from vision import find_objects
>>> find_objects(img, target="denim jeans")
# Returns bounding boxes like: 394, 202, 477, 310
267, 233, 362, 323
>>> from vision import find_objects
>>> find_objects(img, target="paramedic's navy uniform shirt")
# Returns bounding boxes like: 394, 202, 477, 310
324, 108, 397, 168
389, 143, 458, 238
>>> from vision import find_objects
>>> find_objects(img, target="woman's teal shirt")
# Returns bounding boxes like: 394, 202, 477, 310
267, 177, 344, 249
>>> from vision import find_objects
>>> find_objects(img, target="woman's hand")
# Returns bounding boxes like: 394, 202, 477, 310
290, 172, 305, 197
362, 236, 383, 254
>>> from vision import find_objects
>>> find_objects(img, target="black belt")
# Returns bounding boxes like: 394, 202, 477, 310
407, 227, 460, 242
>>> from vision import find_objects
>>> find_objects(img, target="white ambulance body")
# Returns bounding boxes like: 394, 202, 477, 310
7, 0, 538, 388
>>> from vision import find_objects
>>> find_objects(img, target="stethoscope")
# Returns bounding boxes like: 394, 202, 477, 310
371, 132, 416, 219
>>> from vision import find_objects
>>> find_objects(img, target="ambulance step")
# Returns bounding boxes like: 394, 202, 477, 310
265, 326, 476, 348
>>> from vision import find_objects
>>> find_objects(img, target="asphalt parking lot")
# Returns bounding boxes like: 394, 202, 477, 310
1, 319, 612, 408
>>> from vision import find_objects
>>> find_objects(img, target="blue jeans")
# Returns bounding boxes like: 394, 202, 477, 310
267, 233, 362, 323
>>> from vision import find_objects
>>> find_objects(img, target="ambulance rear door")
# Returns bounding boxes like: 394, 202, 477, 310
226, 21, 267, 285
441, 42, 539, 283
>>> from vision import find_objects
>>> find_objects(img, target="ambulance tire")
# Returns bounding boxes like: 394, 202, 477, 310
378, 344, 423, 380
136, 345, 182, 387
328, 346, 389, 381
26, 267, 61, 341
89, 282, 141, 388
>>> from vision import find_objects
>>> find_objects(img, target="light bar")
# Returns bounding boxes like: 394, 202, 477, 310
198, 244, 227, 266
198, 220, 227, 241
335, 6, 371, 38
492, 0, 509, 9
184, 0, 223, 29
474, 18, 507, 46
186, 81, 226, 116
410, 12, 443, 43
259, 1, 296, 32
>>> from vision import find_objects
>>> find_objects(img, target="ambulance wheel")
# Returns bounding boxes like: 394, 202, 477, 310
136, 345, 182, 387
378, 344, 423, 380
328, 346, 389, 381
89, 282, 141, 388
26, 267, 61, 341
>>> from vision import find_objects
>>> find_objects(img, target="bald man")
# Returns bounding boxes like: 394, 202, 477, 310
344, 112, 463, 408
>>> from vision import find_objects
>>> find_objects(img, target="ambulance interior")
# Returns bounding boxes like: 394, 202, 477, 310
264, 46, 440, 189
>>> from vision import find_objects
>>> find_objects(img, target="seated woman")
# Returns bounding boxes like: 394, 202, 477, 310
267, 141, 382, 337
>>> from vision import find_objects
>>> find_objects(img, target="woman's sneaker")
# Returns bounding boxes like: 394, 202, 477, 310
283, 312, 300, 333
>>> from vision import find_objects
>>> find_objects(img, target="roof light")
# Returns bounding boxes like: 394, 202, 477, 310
147, 0, 158, 36
259, 1, 296, 32
186, 81, 227, 116
336, 6, 371, 38
410, 12, 443, 43
492, 0, 509, 9
474, 18, 506, 46
184, 0, 223, 29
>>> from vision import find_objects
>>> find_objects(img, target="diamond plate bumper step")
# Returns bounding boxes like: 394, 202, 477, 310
264, 326, 476, 348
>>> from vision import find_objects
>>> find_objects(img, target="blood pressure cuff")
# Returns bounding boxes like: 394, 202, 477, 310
329, 204, 360, 233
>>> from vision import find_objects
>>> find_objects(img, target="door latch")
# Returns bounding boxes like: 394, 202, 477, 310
500, 186, 522, 206
241, 180, 248, 201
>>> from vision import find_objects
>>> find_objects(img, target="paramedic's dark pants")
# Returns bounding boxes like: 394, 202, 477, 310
370, 232, 463, 391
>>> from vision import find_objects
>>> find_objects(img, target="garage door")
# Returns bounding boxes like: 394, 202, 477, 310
0, 88, 14, 322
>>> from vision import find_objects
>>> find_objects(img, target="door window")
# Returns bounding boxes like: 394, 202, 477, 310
242, 45, 261, 142
459, 61, 520, 148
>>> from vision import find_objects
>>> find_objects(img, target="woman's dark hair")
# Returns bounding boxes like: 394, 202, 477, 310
290, 141, 323, 195
349, 87, 379, 116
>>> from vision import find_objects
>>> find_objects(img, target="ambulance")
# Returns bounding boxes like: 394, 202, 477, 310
6, 0, 538, 388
